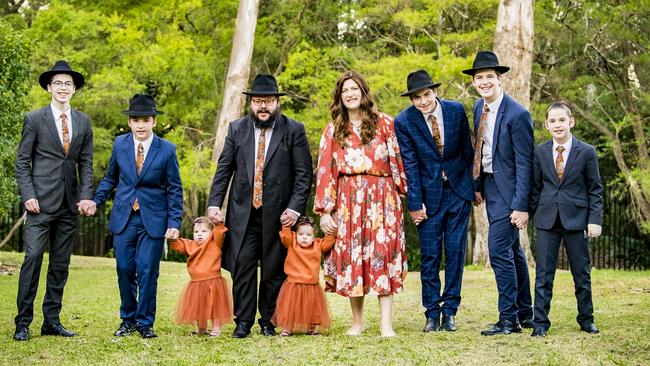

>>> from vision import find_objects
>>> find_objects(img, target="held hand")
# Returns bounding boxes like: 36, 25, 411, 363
280, 209, 299, 227
510, 210, 529, 229
77, 200, 97, 216
207, 207, 224, 224
473, 192, 483, 206
165, 228, 180, 240
24, 198, 40, 214
587, 224, 602, 238
409, 204, 427, 226
320, 213, 338, 235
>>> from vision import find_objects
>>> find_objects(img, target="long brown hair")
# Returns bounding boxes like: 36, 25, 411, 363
329, 70, 379, 147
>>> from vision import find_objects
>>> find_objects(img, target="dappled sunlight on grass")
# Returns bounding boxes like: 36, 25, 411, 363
1, 252, 649, 365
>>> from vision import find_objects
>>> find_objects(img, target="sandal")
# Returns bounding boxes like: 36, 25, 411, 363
209, 329, 221, 337
280, 330, 291, 337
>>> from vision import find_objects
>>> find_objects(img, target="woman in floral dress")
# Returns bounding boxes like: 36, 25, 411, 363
314, 70, 407, 337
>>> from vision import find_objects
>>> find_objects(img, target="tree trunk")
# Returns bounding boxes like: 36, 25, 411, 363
493, 0, 535, 267
472, 0, 536, 268
0, 212, 25, 249
211, 0, 260, 162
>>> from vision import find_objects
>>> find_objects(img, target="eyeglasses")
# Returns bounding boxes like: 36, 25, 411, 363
251, 98, 277, 107
51, 81, 75, 89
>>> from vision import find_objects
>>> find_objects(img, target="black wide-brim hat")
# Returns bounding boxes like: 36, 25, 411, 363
38, 60, 85, 90
121, 94, 164, 116
462, 51, 510, 76
401, 69, 442, 97
242, 74, 286, 96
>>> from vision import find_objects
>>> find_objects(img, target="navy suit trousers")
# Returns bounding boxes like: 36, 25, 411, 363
418, 183, 471, 318
484, 174, 533, 322
113, 211, 164, 330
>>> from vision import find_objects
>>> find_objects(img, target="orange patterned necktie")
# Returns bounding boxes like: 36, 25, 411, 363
556, 145, 565, 180
427, 114, 443, 154
61, 113, 70, 155
133, 142, 144, 211
252, 128, 266, 209
472, 103, 490, 179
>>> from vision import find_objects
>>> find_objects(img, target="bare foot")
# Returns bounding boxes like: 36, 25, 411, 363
346, 324, 364, 336
380, 327, 396, 337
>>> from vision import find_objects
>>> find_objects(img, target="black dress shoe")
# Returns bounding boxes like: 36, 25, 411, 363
14, 326, 30, 341
114, 322, 136, 337
139, 327, 158, 339
580, 322, 600, 334
530, 327, 547, 337
232, 321, 251, 338
260, 323, 276, 336
423, 317, 440, 332
441, 314, 457, 331
41, 323, 78, 337
520, 317, 534, 328
481, 319, 521, 336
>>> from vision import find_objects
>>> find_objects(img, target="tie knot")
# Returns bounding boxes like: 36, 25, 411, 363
138, 142, 144, 152
427, 114, 436, 123
556, 145, 565, 153
61, 113, 67, 121
482, 103, 490, 113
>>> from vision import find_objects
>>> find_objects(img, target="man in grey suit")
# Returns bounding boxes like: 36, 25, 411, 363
13, 60, 94, 341
207, 74, 312, 338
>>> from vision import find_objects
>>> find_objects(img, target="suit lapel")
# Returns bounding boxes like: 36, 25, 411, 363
561, 136, 581, 184
139, 135, 160, 180
410, 106, 438, 154
491, 94, 507, 157
70, 110, 81, 148
43, 107, 65, 155
264, 115, 285, 169
440, 99, 453, 157
542, 141, 560, 185
124, 134, 138, 180
243, 119, 255, 185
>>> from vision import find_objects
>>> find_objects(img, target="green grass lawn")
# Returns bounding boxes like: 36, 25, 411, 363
0, 252, 648, 366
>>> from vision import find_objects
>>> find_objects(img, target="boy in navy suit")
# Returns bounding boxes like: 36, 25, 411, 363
89, 94, 183, 338
394, 70, 474, 332
529, 101, 603, 337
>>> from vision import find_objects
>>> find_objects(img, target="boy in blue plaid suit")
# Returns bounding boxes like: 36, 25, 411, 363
394, 70, 474, 332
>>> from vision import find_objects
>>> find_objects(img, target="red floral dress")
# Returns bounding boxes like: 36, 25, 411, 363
314, 113, 407, 297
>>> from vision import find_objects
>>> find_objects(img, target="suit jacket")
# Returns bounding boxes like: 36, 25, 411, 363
530, 137, 603, 230
208, 113, 312, 278
394, 99, 474, 214
93, 133, 183, 238
15, 106, 94, 214
472, 93, 534, 214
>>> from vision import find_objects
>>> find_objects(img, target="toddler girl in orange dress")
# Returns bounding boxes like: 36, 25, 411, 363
272, 216, 336, 336
170, 217, 232, 336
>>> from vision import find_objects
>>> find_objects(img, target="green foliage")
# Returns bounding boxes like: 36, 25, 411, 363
0, 21, 31, 217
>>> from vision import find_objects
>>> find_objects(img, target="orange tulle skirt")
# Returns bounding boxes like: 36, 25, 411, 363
272, 281, 331, 333
174, 277, 233, 326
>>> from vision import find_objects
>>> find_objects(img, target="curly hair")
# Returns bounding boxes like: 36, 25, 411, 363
329, 70, 379, 147
294, 216, 315, 230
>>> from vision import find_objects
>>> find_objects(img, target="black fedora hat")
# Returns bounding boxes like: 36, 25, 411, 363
242, 74, 286, 96
462, 51, 510, 76
39, 60, 85, 90
401, 69, 442, 97
121, 94, 164, 116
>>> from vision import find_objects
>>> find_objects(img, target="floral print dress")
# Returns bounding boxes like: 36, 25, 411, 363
314, 113, 407, 297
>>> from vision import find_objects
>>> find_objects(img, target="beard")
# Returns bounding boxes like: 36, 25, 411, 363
250, 106, 280, 128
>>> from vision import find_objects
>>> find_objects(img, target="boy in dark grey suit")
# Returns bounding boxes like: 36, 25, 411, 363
14, 61, 94, 341
529, 101, 603, 337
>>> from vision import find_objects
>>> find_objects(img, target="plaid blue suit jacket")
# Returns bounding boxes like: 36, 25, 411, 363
395, 99, 474, 214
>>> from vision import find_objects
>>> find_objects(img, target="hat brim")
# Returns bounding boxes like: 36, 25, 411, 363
400, 82, 442, 97
121, 110, 164, 116
462, 66, 510, 76
242, 91, 287, 96
39, 70, 85, 90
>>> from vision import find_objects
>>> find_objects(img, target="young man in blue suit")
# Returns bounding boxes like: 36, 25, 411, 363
529, 101, 602, 337
89, 94, 183, 338
394, 70, 474, 332
463, 51, 534, 335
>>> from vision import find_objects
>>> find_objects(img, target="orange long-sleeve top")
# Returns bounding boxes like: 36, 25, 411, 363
279, 226, 336, 285
169, 224, 228, 282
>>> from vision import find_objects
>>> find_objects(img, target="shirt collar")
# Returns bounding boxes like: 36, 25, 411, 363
421, 98, 442, 121
50, 104, 71, 120
486, 91, 504, 114
133, 133, 154, 151
552, 135, 573, 152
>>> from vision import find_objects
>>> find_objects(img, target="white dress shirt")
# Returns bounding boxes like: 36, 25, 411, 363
50, 104, 72, 146
481, 91, 505, 173
552, 135, 573, 170
423, 101, 445, 148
